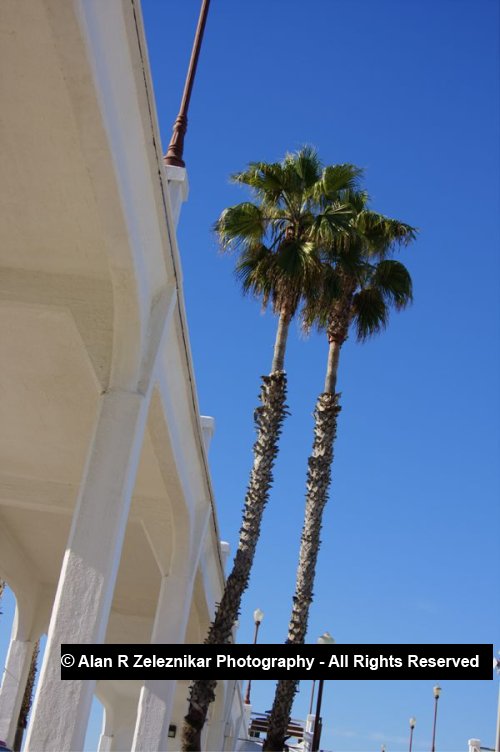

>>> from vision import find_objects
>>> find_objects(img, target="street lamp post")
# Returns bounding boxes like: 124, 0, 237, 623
309, 679, 317, 716
311, 632, 335, 752
244, 608, 264, 705
431, 685, 441, 752
164, 0, 211, 167
409, 717, 416, 752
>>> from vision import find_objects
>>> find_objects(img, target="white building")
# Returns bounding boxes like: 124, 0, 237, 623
0, 1, 247, 749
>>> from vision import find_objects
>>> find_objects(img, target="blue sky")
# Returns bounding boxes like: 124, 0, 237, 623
1, 1, 498, 750
140, 0, 499, 749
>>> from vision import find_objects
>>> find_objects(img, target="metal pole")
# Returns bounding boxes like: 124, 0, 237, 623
312, 679, 324, 752
409, 725, 414, 752
431, 695, 439, 752
244, 620, 261, 705
309, 679, 316, 716
164, 0, 211, 167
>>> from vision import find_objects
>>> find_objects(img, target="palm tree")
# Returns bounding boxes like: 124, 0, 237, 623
263, 197, 416, 751
13, 640, 39, 752
182, 148, 362, 751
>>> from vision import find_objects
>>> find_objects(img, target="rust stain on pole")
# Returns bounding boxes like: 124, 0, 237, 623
164, 0, 211, 168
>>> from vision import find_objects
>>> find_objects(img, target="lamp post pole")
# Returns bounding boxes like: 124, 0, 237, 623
309, 680, 316, 716
164, 0, 211, 167
431, 685, 441, 752
244, 608, 264, 705
409, 717, 416, 752
311, 632, 335, 752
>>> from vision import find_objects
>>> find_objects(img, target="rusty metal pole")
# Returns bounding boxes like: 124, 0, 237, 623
164, 0, 211, 167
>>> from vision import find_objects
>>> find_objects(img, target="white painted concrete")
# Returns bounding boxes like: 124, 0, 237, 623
131, 505, 212, 751
201, 416, 216, 453
0, 593, 41, 748
166, 165, 190, 227
25, 389, 150, 751
0, 0, 247, 749
0, 638, 36, 746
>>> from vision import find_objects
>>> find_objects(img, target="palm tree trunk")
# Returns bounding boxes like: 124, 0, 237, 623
13, 640, 40, 752
182, 345, 289, 750
272, 310, 291, 372
324, 338, 340, 394
264, 347, 342, 751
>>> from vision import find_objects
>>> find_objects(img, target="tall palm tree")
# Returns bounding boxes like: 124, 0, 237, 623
13, 640, 39, 752
182, 148, 362, 751
264, 197, 416, 751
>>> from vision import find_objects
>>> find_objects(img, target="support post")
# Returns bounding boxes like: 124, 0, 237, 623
24, 389, 149, 752
0, 636, 36, 747
131, 507, 211, 752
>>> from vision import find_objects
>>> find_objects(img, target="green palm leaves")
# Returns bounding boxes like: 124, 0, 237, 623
303, 193, 416, 344
216, 148, 361, 338
218, 149, 415, 355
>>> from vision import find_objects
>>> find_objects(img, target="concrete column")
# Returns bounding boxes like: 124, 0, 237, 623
97, 684, 142, 752
108, 694, 139, 752
25, 388, 149, 752
165, 165, 189, 227
205, 687, 226, 752
97, 734, 113, 752
131, 508, 211, 752
303, 713, 316, 752
0, 637, 36, 747
200, 415, 215, 453
131, 573, 190, 751
220, 540, 230, 571
221, 681, 247, 751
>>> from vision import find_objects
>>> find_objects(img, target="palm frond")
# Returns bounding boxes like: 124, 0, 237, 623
283, 146, 322, 190
314, 164, 364, 203
231, 162, 286, 207
234, 244, 275, 305
215, 203, 265, 251
310, 203, 353, 245
351, 287, 389, 340
357, 211, 417, 256
371, 259, 413, 309
301, 263, 342, 333
340, 189, 370, 213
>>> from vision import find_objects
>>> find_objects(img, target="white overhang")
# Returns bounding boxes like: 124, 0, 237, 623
0, 0, 224, 632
